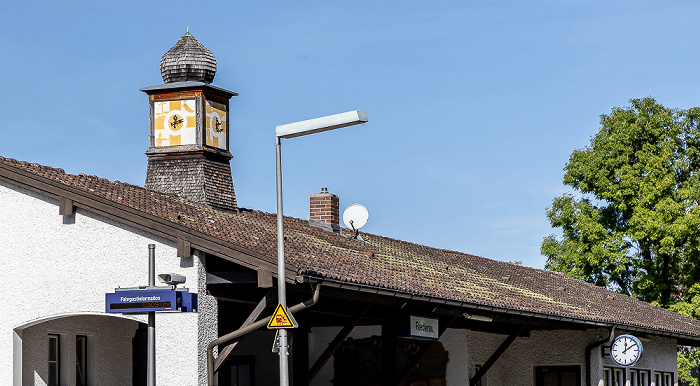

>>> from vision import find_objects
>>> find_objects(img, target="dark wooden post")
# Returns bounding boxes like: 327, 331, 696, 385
382, 321, 397, 386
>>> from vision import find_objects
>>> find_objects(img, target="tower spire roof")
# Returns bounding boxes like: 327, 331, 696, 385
160, 31, 217, 84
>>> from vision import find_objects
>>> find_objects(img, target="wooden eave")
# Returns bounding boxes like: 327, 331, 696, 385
302, 274, 700, 346
0, 163, 297, 282
139, 81, 238, 99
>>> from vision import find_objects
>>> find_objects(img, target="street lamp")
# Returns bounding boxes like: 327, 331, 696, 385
275, 110, 368, 386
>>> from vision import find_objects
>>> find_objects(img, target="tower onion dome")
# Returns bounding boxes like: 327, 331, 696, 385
160, 32, 217, 84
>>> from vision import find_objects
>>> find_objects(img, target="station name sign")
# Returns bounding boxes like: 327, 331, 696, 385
409, 316, 439, 340
105, 289, 197, 314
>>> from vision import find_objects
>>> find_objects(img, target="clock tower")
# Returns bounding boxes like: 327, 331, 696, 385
141, 32, 238, 211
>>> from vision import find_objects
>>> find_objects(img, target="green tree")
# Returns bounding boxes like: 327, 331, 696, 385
542, 98, 700, 383
542, 98, 700, 306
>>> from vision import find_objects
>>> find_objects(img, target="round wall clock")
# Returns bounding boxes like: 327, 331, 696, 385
610, 334, 643, 366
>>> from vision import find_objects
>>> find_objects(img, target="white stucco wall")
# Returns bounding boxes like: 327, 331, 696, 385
1, 180, 218, 385
467, 328, 592, 386
467, 328, 678, 386
441, 328, 468, 385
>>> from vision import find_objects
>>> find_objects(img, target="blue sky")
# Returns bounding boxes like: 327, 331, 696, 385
2, 1, 700, 268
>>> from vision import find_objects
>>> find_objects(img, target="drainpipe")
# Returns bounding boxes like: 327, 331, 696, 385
206, 283, 321, 386
586, 326, 614, 386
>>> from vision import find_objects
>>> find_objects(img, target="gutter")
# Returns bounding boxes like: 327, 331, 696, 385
206, 283, 321, 386
304, 275, 700, 344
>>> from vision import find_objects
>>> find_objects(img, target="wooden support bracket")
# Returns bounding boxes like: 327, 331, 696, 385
214, 288, 277, 372
206, 271, 258, 285
257, 268, 273, 288
306, 303, 373, 385
59, 197, 74, 215
177, 238, 192, 258
469, 324, 527, 386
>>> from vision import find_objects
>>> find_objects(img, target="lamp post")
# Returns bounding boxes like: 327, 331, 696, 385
148, 244, 155, 386
275, 110, 368, 386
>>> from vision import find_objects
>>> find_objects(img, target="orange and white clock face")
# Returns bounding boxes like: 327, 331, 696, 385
154, 99, 197, 147
205, 100, 227, 150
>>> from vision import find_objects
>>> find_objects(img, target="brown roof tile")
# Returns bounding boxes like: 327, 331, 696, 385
2, 155, 700, 339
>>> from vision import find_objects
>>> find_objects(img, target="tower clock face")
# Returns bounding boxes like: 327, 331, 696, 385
610, 334, 643, 366
154, 99, 197, 147
205, 100, 227, 150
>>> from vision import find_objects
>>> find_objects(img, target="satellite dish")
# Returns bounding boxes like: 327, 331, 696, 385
343, 204, 369, 238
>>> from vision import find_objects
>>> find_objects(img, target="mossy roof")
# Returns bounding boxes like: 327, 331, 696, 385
2, 155, 700, 340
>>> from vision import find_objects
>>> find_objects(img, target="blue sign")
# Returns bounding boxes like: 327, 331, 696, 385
105, 289, 197, 314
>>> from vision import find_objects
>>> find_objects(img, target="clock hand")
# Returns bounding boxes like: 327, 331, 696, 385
622, 343, 637, 354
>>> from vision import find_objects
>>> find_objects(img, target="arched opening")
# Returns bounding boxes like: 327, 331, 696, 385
13, 313, 146, 386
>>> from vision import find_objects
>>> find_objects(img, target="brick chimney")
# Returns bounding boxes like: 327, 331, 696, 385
309, 188, 340, 233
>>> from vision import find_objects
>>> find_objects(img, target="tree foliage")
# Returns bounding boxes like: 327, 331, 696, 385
542, 98, 700, 307
543, 98, 700, 383
678, 347, 700, 386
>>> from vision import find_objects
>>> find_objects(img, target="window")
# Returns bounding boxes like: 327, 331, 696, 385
535, 366, 581, 386
629, 369, 650, 386
655, 372, 674, 386
603, 367, 625, 386
49, 334, 60, 386
664, 372, 673, 386
221, 356, 254, 386
76, 335, 87, 386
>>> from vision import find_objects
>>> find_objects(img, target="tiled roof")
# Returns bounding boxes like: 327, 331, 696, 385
3, 155, 700, 340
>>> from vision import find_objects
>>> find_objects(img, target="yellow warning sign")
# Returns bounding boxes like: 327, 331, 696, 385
267, 303, 298, 329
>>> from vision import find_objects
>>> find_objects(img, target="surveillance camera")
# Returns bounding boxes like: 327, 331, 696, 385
158, 273, 186, 286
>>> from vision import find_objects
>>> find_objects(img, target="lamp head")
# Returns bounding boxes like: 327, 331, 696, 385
275, 110, 368, 139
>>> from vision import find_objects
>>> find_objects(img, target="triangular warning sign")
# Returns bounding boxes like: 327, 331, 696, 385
267, 303, 298, 329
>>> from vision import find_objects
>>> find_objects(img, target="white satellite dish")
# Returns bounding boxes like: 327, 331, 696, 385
343, 204, 369, 238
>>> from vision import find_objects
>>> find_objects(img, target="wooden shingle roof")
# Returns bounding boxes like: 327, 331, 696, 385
3, 155, 700, 343
160, 32, 217, 84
